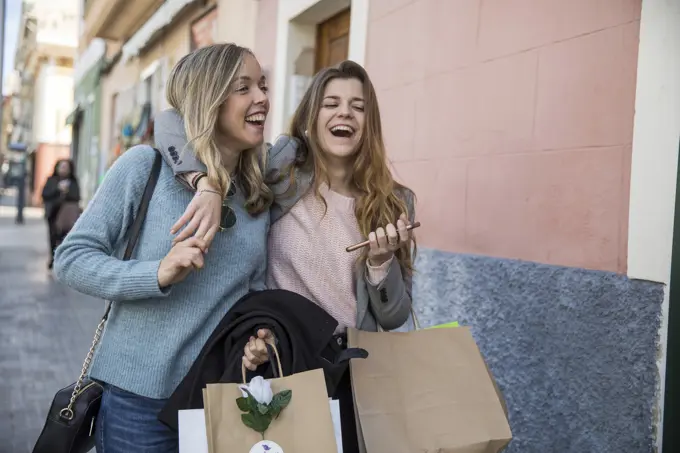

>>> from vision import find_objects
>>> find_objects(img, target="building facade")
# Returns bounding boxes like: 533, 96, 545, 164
75, 0, 680, 451
77, 0, 260, 200
68, 38, 105, 205
11, 0, 78, 206
0, 95, 12, 178
222, 1, 679, 451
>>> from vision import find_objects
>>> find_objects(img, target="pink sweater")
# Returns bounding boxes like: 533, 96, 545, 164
266, 184, 390, 332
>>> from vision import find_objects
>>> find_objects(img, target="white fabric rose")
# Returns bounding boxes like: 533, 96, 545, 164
239, 376, 273, 405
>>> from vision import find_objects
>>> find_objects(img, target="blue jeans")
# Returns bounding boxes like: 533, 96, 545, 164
95, 383, 178, 453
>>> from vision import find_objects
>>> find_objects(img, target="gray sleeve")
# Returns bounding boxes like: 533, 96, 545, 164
265, 135, 313, 223
363, 189, 417, 330
154, 109, 207, 184
364, 259, 413, 330
53, 146, 170, 301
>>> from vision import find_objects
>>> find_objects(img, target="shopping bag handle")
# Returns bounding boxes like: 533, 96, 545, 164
241, 341, 283, 383
411, 308, 421, 330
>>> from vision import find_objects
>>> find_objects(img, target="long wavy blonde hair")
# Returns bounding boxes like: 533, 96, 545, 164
288, 61, 416, 275
166, 43, 272, 215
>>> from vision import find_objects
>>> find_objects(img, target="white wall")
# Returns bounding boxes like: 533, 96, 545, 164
626, 0, 680, 450
33, 62, 74, 145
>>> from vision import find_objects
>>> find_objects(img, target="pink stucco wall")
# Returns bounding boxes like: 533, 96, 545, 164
367, 0, 641, 273
32, 143, 71, 207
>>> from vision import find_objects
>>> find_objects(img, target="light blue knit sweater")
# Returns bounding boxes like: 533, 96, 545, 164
54, 145, 270, 399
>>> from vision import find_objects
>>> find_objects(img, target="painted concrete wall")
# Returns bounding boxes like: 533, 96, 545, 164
412, 250, 662, 453
367, 0, 641, 274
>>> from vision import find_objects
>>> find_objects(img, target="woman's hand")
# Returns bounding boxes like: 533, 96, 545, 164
367, 213, 411, 267
171, 178, 222, 247
157, 237, 207, 288
242, 329, 276, 371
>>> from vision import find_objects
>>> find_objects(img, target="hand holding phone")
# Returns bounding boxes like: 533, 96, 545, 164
346, 221, 421, 253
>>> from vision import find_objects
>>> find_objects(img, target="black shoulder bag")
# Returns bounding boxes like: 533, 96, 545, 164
32, 153, 163, 453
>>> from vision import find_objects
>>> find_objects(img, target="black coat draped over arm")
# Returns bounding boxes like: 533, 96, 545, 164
158, 289, 368, 430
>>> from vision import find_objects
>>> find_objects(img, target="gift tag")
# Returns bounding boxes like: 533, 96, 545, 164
249, 440, 284, 453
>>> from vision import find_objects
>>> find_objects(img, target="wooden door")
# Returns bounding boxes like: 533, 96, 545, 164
315, 8, 351, 72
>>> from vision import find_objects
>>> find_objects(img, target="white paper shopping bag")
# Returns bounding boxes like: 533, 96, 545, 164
178, 409, 209, 453
329, 399, 343, 453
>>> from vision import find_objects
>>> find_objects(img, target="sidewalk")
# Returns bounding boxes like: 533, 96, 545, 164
0, 187, 44, 220
0, 215, 104, 452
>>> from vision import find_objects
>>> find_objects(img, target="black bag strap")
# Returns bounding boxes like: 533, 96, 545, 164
124, 152, 163, 259
103, 151, 162, 320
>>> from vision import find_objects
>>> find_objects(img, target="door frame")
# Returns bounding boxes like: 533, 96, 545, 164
314, 7, 351, 72
270, 0, 369, 139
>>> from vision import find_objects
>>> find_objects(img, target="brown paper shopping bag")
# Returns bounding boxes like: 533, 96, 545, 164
348, 326, 512, 453
204, 367, 338, 453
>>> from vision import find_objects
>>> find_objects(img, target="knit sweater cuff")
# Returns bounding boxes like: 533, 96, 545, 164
125, 260, 172, 299
366, 256, 393, 286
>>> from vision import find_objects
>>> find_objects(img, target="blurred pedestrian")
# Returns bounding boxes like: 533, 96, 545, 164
42, 159, 80, 269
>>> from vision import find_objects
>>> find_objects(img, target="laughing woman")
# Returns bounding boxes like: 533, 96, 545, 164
53, 43, 300, 453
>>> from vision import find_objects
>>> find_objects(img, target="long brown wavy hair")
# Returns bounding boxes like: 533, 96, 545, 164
166, 43, 273, 215
288, 60, 416, 275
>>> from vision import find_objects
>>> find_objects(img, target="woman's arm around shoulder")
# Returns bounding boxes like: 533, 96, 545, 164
154, 108, 207, 188
54, 145, 169, 301
265, 135, 301, 172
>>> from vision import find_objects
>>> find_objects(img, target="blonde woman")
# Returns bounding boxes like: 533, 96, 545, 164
53, 44, 299, 452
156, 61, 416, 452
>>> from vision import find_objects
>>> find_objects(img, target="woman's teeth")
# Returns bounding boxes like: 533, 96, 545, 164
245, 113, 266, 124
330, 125, 354, 137
331, 125, 353, 133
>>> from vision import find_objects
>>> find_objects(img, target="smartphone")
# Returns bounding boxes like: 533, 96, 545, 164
345, 221, 421, 252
